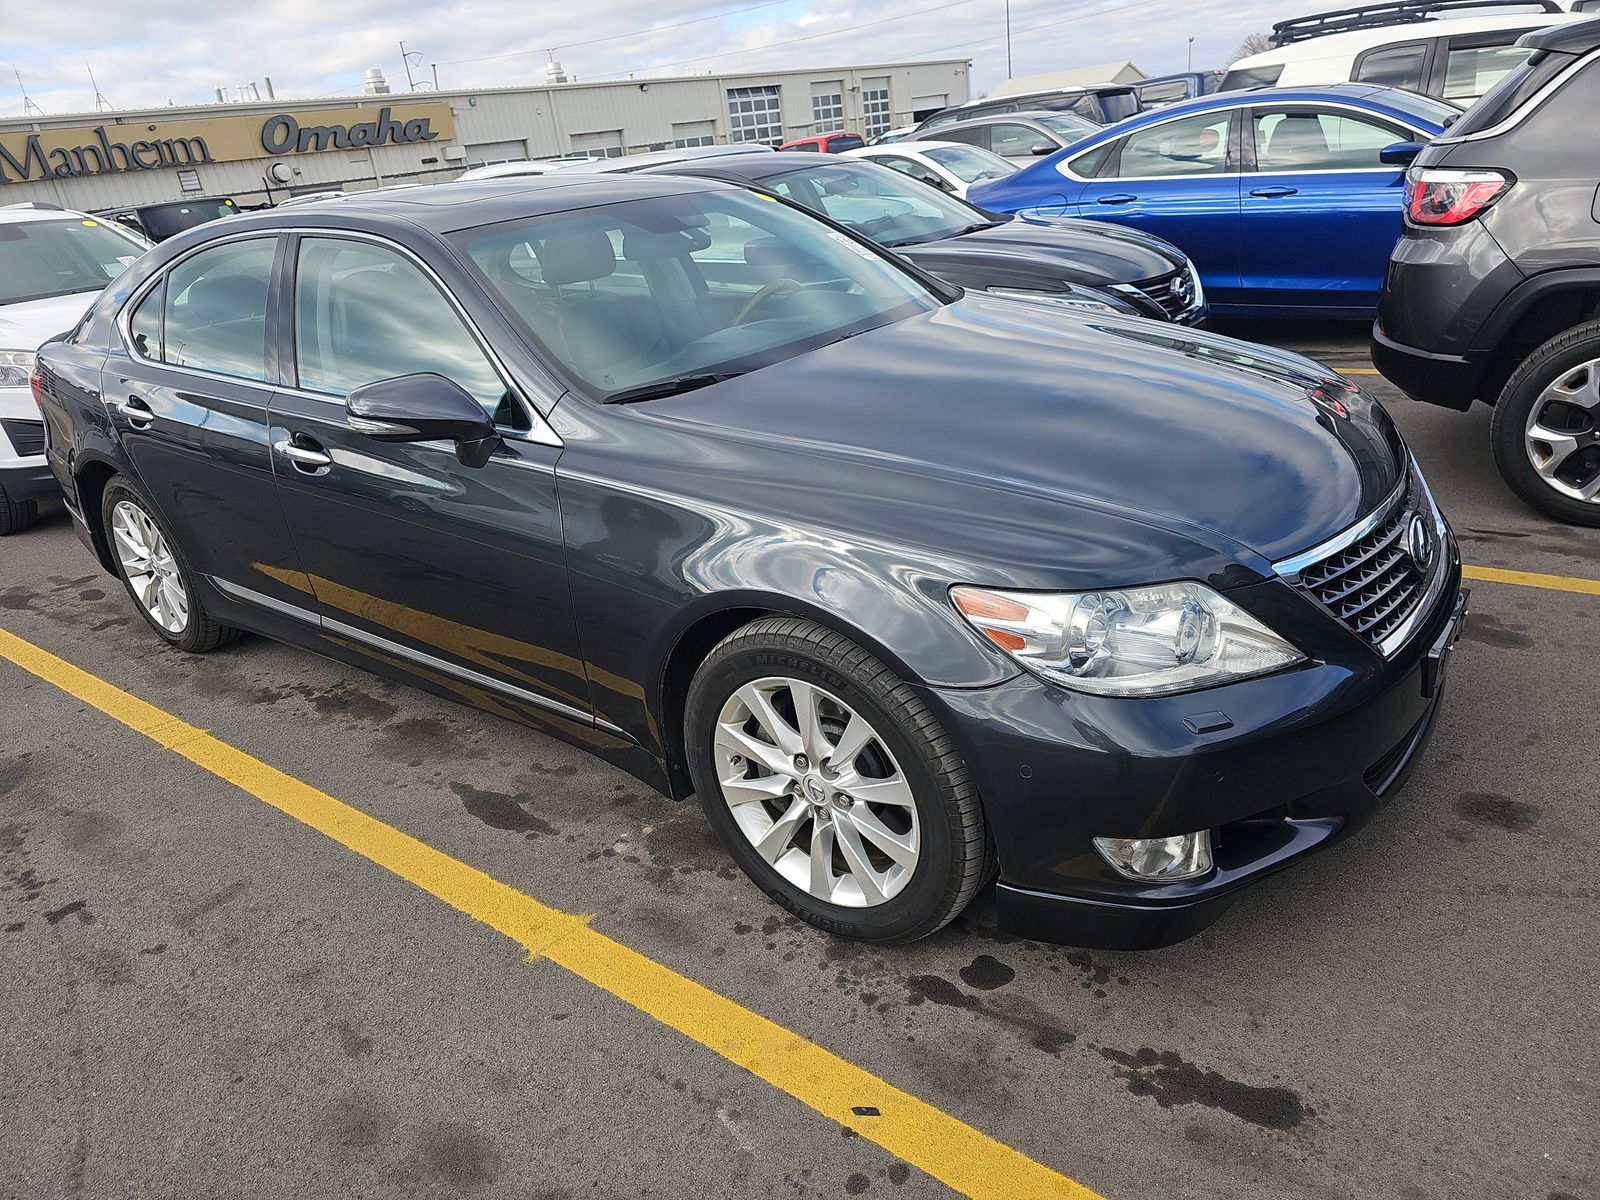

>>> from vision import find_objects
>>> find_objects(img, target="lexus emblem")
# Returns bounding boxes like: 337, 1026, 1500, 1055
1407, 514, 1435, 571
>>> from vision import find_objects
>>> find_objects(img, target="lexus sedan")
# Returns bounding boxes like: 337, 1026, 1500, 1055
969, 84, 1460, 318
636, 153, 1206, 323
36, 176, 1467, 948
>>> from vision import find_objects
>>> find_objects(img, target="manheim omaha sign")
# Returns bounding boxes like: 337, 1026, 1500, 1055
0, 102, 454, 184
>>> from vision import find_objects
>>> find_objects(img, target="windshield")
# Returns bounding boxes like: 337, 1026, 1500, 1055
924, 144, 1017, 183
758, 159, 986, 246
1371, 89, 1463, 129
1033, 113, 1100, 141
0, 218, 146, 305
139, 199, 238, 241
454, 190, 941, 399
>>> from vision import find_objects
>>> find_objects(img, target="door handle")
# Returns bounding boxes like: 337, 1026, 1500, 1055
1096, 193, 1137, 205
1249, 186, 1299, 198
273, 436, 333, 471
118, 397, 154, 428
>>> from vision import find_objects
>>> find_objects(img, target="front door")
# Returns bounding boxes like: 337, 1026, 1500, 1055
105, 234, 315, 612
266, 233, 591, 725
1066, 108, 1243, 303
1237, 105, 1413, 314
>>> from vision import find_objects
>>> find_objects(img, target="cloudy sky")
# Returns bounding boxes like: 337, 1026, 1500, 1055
2, 0, 1293, 118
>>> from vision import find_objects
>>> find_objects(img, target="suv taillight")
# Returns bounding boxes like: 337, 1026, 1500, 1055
1404, 167, 1512, 227
29, 364, 45, 413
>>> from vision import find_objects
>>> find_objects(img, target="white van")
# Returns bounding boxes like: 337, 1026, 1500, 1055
1221, 3, 1587, 104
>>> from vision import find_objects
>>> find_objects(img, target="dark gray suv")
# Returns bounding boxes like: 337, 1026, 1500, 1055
1372, 18, 1600, 524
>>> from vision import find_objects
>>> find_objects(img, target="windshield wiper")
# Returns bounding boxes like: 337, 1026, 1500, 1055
601, 372, 745, 405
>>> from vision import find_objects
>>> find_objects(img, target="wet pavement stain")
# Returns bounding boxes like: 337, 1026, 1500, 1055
416, 1121, 502, 1190
332, 1018, 374, 1058
1463, 612, 1535, 649
1098, 1047, 1312, 1130
451, 782, 558, 837
44, 899, 89, 925
0, 756, 32, 797
958, 954, 1015, 991
1455, 792, 1541, 833
904, 975, 1076, 1056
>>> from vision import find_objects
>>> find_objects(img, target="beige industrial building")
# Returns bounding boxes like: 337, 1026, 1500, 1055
0, 60, 970, 211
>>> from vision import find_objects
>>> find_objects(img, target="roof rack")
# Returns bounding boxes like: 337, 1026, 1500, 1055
1270, 0, 1560, 45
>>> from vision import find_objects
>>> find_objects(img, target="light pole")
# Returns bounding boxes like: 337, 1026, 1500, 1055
1187, 36, 1195, 72
1005, 0, 1013, 79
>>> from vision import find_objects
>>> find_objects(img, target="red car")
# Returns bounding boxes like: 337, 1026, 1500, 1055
778, 132, 866, 153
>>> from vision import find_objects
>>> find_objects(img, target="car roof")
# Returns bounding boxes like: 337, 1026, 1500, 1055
154, 174, 741, 245
1093, 81, 1454, 126
847, 141, 980, 154
1521, 12, 1600, 50
633, 150, 851, 184
933, 109, 1081, 129
555, 144, 777, 174
0, 203, 95, 225
1231, 11, 1581, 66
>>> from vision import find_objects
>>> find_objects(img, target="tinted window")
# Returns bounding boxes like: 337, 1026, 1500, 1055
162, 238, 274, 381
1252, 110, 1401, 170
1219, 65, 1284, 90
989, 123, 1053, 157
870, 154, 928, 179
934, 124, 988, 148
827, 135, 865, 151
1354, 43, 1428, 90
1116, 111, 1231, 177
0, 218, 145, 305
1137, 80, 1192, 106
1096, 90, 1140, 122
790, 141, 821, 151
1443, 41, 1536, 102
919, 111, 959, 131
129, 280, 163, 361
1065, 141, 1116, 178
294, 237, 523, 428
139, 200, 239, 241
455, 190, 938, 398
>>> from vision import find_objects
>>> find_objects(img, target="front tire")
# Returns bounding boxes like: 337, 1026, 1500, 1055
101, 478, 241, 653
1491, 321, 1600, 526
0, 482, 40, 536
685, 616, 992, 943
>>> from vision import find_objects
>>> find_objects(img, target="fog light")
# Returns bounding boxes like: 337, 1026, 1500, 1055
1093, 831, 1213, 882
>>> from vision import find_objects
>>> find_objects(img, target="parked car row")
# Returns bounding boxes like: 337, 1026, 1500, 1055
32, 170, 1469, 950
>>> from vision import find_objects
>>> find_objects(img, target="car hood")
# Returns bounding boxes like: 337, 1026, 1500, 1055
0, 292, 99, 352
901, 215, 1187, 288
646, 296, 1403, 578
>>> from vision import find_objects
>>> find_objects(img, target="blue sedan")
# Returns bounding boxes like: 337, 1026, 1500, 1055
968, 84, 1459, 319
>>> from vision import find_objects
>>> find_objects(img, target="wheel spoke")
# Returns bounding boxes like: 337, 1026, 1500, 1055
1551, 364, 1600, 411
832, 817, 888, 905
825, 712, 875, 771
159, 577, 189, 623
833, 769, 916, 809
844, 805, 918, 870
789, 680, 832, 763
736, 683, 803, 758
714, 721, 797, 779
131, 571, 159, 611
1527, 422, 1582, 479
808, 820, 837, 900
753, 795, 810, 864
719, 771, 793, 808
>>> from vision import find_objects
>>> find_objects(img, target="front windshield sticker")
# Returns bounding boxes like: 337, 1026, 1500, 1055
823, 229, 880, 261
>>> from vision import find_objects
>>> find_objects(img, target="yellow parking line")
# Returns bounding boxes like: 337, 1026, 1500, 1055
0, 625, 1098, 1200
1464, 564, 1600, 596
1339, 367, 1380, 374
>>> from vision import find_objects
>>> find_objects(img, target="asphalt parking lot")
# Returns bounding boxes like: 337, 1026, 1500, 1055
2, 321, 1596, 1200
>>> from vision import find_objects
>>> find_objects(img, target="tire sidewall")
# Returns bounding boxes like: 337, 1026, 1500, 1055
1492, 327, 1600, 526
100, 478, 209, 651
686, 636, 962, 942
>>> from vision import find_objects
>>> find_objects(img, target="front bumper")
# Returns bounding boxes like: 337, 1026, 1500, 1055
922, 565, 1467, 951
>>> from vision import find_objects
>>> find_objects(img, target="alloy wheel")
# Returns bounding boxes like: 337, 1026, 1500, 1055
110, 499, 190, 634
1524, 358, 1600, 504
712, 676, 920, 908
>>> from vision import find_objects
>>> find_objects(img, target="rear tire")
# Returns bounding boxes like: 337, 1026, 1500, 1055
685, 616, 992, 943
0, 483, 40, 536
101, 478, 242, 653
1490, 321, 1600, 526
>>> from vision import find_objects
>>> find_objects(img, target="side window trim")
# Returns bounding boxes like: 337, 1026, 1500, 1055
115, 232, 283, 388
279, 230, 548, 442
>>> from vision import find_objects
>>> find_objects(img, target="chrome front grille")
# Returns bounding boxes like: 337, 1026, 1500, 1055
1277, 469, 1444, 655
1133, 268, 1198, 320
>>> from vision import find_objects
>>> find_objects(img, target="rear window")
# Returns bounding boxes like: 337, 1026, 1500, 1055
1219, 64, 1284, 90
1446, 48, 1579, 134
1369, 89, 1463, 129
139, 199, 238, 241
827, 135, 865, 152
1097, 90, 1141, 122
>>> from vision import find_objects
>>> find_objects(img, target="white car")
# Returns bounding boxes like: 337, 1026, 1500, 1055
1221, 8, 1586, 105
843, 141, 1017, 198
0, 203, 150, 534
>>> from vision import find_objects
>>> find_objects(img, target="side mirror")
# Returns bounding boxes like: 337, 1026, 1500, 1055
1379, 141, 1425, 166
920, 173, 952, 191
346, 373, 501, 469
1029, 141, 1057, 157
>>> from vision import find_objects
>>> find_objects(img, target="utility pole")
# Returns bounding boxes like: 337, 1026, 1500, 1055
432, 63, 440, 91
400, 40, 425, 91
15, 68, 43, 116
86, 63, 111, 112
1187, 36, 1195, 72
1005, 0, 1013, 79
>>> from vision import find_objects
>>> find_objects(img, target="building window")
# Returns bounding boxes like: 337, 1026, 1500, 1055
862, 78, 892, 138
673, 120, 716, 148
569, 130, 625, 159
811, 84, 844, 134
176, 168, 203, 194
727, 85, 783, 146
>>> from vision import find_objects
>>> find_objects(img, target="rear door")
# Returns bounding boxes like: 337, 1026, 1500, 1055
1066, 108, 1243, 302
104, 233, 315, 611
265, 232, 591, 723
1237, 104, 1414, 313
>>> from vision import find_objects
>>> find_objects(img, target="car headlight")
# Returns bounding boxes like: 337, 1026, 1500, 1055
0, 350, 36, 389
951, 582, 1304, 697
985, 287, 1136, 316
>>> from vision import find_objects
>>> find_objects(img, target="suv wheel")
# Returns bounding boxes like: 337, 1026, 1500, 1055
102, 478, 241, 653
685, 616, 993, 943
1492, 320, 1600, 525
0, 483, 40, 537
